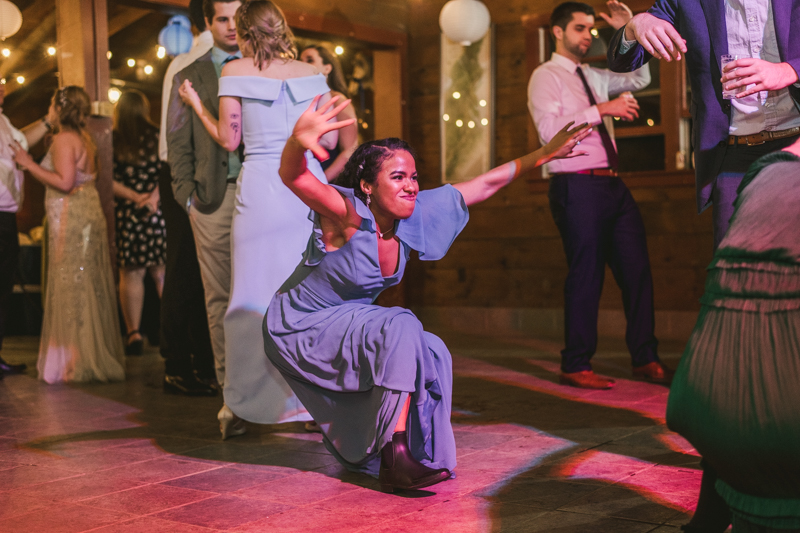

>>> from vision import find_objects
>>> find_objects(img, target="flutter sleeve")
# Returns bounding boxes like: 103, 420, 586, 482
396, 184, 469, 261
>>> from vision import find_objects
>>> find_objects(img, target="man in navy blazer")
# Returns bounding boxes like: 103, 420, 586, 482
606, 0, 800, 249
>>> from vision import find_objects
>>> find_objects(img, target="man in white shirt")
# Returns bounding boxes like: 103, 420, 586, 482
528, 1, 670, 390
157, 0, 217, 397
0, 85, 55, 378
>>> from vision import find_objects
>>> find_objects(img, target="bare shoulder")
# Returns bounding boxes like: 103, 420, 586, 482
52, 131, 81, 151
280, 59, 321, 78
221, 58, 259, 77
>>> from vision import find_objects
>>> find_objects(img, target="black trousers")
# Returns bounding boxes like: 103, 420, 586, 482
158, 164, 215, 379
0, 211, 19, 351
548, 174, 659, 373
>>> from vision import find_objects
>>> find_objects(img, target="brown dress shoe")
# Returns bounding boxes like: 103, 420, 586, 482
632, 361, 674, 384
559, 370, 616, 389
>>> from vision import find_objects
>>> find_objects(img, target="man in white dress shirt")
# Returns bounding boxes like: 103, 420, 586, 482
158, 0, 217, 397
0, 85, 56, 378
528, 1, 670, 390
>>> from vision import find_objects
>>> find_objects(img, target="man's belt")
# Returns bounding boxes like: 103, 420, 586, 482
552, 168, 618, 177
728, 127, 800, 146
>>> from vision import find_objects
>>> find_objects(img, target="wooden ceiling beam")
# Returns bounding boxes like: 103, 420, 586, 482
108, 6, 151, 35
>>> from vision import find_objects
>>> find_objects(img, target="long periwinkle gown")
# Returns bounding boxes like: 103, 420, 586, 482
37, 151, 125, 383
264, 184, 468, 477
666, 152, 800, 530
220, 74, 329, 423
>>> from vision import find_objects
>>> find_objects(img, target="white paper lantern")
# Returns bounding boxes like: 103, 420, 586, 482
439, 0, 491, 46
0, 0, 22, 41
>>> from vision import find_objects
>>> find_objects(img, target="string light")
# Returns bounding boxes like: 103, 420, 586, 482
455, 119, 463, 127
452, 91, 461, 99
157, 46, 166, 59
467, 121, 475, 129
47, 46, 56, 56
1, 48, 10, 58
647, 118, 655, 126
590, 28, 599, 37
127, 58, 135, 67
481, 118, 488, 126
144, 65, 153, 75
479, 99, 486, 107
443, 114, 450, 121
16, 75, 24, 84
108, 87, 121, 103
0, 79, 5, 84
334, 45, 344, 55
107, 51, 112, 59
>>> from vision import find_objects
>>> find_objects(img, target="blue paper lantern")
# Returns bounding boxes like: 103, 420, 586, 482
158, 15, 193, 57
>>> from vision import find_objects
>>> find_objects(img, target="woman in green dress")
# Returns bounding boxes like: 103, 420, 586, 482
667, 138, 800, 533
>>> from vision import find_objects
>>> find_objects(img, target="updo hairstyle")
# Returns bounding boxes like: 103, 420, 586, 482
54, 86, 91, 131
335, 138, 416, 203
235, 0, 296, 69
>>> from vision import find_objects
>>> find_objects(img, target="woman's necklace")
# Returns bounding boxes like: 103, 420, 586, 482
377, 225, 394, 239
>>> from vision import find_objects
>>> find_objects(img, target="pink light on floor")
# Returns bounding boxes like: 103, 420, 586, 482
454, 355, 672, 423
553, 449, 701, 512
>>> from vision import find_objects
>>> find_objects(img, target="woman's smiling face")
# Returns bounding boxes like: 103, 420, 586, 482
362, 150, 419, 220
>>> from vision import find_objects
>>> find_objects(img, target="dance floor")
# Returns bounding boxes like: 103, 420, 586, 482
0, 331, 704, 532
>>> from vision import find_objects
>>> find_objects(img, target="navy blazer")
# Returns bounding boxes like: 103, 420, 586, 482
607, 0, 800, 212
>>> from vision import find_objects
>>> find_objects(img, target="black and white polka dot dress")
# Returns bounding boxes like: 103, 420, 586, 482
113, 125, 166, 268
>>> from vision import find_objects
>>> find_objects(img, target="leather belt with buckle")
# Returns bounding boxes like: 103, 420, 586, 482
728, 127, 800, 146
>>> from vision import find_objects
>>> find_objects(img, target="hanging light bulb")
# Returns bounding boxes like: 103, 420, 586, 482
143, 65, 154, 75
16, 75, 24, 84
127, 58, 136, 67
108, 87, 121, 103
1, 48, 9, 57
47, 46, 56, 56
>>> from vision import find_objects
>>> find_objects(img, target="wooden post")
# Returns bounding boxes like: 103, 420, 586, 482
56, 0, 116, 270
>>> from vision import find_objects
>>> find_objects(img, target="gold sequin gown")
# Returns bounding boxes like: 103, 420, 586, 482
37, 150, 125, 383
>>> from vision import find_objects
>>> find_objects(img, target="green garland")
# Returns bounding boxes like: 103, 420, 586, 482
444, 38, 485, 180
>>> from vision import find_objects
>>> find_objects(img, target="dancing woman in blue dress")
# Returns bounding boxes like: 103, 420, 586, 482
264, 96, 590, 493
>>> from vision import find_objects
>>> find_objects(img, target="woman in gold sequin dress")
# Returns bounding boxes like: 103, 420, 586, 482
12, 86, 125, 383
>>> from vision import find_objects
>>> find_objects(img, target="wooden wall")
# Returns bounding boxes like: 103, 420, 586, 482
406, 0, 714, 340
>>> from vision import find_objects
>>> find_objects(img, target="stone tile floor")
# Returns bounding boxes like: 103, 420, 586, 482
0, 331, 713, 532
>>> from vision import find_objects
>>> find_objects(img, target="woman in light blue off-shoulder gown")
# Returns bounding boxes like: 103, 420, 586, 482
179, 0, 341, 435
265, 96, 590, 492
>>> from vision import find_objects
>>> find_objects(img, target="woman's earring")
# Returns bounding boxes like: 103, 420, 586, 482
365, 193, 371, 207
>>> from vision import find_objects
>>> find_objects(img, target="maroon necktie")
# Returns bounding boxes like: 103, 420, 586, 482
575, 66, 619, 170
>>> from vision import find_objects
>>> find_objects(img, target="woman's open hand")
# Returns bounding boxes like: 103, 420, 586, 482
542, 121, 592, 162
292, 95, 356, 161
178, 80, 202, 113
9, 140, 33, 171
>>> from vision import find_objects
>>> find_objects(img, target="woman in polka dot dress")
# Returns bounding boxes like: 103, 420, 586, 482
112, 89, 166, 355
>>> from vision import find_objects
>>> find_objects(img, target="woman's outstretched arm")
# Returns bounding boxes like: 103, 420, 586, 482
280, 95, 356, 221
453, 122, 591, 207
178, 80, 242, 152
